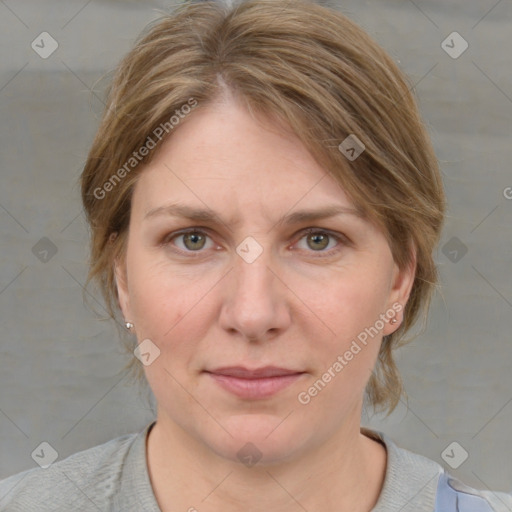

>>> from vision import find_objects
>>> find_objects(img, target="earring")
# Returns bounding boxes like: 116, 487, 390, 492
390, 318, 398, 324
125, 322, 134, 330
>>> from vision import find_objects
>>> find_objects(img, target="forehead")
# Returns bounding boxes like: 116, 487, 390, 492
131, 99, 362, 225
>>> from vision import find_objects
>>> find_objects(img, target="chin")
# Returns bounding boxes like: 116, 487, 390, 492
203, 414, 311, 466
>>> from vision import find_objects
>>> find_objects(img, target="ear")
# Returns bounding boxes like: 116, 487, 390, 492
114, 256, 131, 322
383, 243, 417, 335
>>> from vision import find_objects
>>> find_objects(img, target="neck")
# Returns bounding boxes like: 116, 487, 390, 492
146, 408, 387, 512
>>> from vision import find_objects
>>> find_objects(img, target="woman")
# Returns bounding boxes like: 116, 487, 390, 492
1, 0, 510, 510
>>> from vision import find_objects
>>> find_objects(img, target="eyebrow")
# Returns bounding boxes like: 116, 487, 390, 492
143, 202, 364, 227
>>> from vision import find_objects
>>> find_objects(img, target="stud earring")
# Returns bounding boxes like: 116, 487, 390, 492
125, 322, 134, 330
390, 318, 398, 324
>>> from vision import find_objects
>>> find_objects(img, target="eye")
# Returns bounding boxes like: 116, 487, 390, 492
162, 229, 215, 254
294, 228, 346, 255
160, 227, 348, 257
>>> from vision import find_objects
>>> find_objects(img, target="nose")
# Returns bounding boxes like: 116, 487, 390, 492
218, 244, 291, 343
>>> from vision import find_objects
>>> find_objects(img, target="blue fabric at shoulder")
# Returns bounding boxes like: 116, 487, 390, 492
434, 471, 497, 512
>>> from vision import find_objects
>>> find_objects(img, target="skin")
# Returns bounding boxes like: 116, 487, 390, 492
115, 90, 416, 512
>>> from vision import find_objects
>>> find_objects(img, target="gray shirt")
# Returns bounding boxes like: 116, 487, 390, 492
1, 421, 511, 511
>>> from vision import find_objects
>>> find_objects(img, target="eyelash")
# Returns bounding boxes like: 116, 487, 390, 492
159, 227, 349, 258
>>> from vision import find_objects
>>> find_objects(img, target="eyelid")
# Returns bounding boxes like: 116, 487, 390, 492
160, 226, 350, 256
293, 227, 350, 256
159, 227, 218, 256
299, 227, 349, 243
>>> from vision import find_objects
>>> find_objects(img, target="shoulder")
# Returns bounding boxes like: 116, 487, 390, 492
0, 430, 141, 512
364, 428, 512, 512
435, 471, 512, 512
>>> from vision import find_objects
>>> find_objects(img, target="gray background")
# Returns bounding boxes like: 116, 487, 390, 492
1, 0, 511, 497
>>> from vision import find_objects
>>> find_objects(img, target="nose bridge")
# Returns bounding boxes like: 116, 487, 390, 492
233, 235, 275, 303
220, 234, 288, 340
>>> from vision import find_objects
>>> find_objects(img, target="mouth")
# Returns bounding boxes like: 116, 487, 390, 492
204, 366, 306, 399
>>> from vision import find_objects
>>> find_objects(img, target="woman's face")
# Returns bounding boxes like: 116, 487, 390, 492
115, 96, 415, 464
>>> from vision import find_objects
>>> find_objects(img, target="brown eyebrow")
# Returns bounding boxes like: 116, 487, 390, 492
143, 202, 364, 228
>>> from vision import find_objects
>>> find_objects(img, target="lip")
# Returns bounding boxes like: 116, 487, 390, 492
207, 366, 303, 378
205, 366, 306, 399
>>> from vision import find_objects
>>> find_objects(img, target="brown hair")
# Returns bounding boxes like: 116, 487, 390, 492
80, 0, 445, 415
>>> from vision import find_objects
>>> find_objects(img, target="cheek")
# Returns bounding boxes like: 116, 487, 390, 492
309, 266, 391, 341
126, 252, 219, 367
128, 266, 211, 403
296, 266, 391, 400
126, 245, 198, 330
